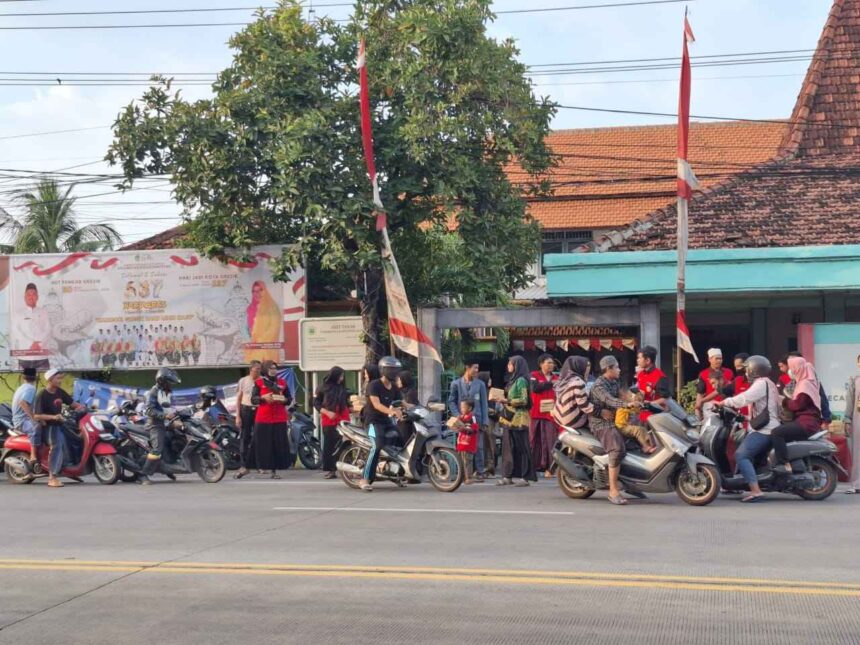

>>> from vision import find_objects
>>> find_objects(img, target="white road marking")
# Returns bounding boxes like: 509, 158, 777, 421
273, 506, 574, 516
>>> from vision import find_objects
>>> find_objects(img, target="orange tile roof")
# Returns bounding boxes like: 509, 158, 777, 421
519, 120, 788, 231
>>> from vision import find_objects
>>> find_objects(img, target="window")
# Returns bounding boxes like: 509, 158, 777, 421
540, 230, 593, 274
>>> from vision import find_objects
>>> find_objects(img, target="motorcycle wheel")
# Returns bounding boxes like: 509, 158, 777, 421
337, 445, 365, 490
93, 454, 119, 485
298, 437, 322, 471
557, 468, 595, 499
195, 448, 226, 483
426, 447, 463, 493
3, 451, 34, 484
674, 463, 720, 506
796, 457, 838, 501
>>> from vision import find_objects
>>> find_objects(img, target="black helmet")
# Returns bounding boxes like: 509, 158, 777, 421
745, 355, 772, 380
378, 355, 402, 381
199, 385, 217, 402
156, 367, 181, 391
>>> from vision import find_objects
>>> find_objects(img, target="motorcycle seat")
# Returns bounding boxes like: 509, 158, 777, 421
785, 440, 833, 461
123, 424, 149, 437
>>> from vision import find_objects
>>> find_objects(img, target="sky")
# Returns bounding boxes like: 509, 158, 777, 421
0, 0, 834, 248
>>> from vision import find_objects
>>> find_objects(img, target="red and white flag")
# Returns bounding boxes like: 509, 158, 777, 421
357, 39, 443, 364
676, 14, 699, 362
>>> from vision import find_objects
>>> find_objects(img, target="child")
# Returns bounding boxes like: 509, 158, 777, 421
456, 399, 480, 484
616, 389, 657, 455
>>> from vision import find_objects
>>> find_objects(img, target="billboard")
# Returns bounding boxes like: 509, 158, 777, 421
6, 247, 305, 371
0, 257, 11, 370
799, 323, 860, 420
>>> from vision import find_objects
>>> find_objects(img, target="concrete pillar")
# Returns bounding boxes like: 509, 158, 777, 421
639, 301, 660, 359
824, 295, 846, 323
751, 307, 767, 356
417, 307, 442, 403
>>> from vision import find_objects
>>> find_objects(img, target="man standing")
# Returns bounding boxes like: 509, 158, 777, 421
845, 353, 860, 494
447, 361, 489, 481
529, 354, 558, 479
12, 367, 40, 468
635, 345, 670, 424
695, 348, 734, 418
33, 369, 78, 488
15, 283, 51, 370
233, 360, 261, 479
588, 356, 636, 506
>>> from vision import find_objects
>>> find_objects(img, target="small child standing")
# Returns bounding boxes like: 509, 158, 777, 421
456, 399, 480, 484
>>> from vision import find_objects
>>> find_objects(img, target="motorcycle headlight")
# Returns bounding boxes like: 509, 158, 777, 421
89, 416, 104, 431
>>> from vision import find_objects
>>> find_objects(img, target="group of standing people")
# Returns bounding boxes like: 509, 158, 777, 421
233, 359, 293, 480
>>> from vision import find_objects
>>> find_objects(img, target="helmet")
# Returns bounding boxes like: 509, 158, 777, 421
156, 367, 181, 391
199, 385, 217, 402
378, 355, 403, 381
745, 355, 772, 380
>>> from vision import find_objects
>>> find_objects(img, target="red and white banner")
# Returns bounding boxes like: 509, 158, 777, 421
357, 39, 442, 364
676, 13, 699, 363
6, 246, 304, 370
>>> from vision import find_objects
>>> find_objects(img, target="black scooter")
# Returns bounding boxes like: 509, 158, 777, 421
699, 406, 847, 500
289, 409, 321, 470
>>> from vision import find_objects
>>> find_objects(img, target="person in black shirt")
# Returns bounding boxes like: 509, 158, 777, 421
360, 356, 403, 492
33, 369, 78, 488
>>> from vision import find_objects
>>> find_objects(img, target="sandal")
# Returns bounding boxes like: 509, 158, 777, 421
270, 472, 282, 480
47, 480, 64, 488
741, 494, 765, 503
323, 471, 336, 480
495, 477, 513, 486
608, 495, 628, 506
845, 489, 860, 495
234, 468, 248, 480
514, 480, 530, 487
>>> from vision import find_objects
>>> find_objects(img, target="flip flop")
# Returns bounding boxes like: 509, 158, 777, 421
845, 489, 860, 495
740, 494, 765, 503
608, 495, 628, 506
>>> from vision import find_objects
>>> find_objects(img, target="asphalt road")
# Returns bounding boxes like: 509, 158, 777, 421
0, 470, 858, 645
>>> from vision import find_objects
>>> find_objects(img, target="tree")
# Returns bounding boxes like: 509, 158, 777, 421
0, 179, 123, 254
107, 0, 556, 361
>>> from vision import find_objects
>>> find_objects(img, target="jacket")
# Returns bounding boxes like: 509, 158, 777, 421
588, 376, 626, 435
529, 371, 558, 421
448, 377, 489, 425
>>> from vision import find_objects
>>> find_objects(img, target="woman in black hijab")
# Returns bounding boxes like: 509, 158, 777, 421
314, 366, 349, 478
497, 356, 537, 486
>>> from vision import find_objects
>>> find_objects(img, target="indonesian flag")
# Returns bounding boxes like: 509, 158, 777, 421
676, 13, 699, 363
357, 39, 442, 364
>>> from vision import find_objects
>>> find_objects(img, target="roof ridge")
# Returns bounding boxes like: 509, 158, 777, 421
548, 120, 781, 137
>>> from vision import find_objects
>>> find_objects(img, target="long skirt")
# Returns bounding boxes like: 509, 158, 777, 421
321, 424, 340, 472
254, 421, 291, 471
501, 424, 537, 481
529, 418, 557, 471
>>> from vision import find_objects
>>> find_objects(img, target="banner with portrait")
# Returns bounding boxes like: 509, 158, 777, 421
7, 247, 305, 371
0, 257, 11, 370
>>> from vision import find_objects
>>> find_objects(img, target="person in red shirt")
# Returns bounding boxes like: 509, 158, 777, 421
529, 354, 559, 479
635, 345, 670, 424
456, 399, 480, 484
251, 360, 292, 479
776, 358, 792, 395
314, 366, 350, 479
695, 348, 735, 418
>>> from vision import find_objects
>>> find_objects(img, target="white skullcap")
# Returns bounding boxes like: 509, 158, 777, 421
707, 348, 722, 359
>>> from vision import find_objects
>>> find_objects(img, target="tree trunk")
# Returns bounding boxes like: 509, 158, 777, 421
360, 266, 386, 365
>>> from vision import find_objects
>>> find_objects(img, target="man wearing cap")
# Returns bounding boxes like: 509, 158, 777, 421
11, 367, 40, 468
695, 348, 734, 419
588, 356, 638, 506
32, 369, 79, 488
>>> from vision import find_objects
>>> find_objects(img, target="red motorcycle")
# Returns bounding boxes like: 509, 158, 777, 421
1, 406, 120, 485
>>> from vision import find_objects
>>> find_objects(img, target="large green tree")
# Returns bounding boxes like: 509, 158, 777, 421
0, 179, 123, 254
107, 0, 556, 360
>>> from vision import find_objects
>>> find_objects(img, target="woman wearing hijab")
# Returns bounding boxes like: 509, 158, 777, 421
251, 359, 292, 479
244, 280, 282, 362
552, 356, 594, 431
496, 356, 537, 487
772, 355, 822, 473
396, 370, 419, 445
314, 366, 350, 479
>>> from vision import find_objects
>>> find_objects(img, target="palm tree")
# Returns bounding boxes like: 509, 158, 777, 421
0, 179, 123, 254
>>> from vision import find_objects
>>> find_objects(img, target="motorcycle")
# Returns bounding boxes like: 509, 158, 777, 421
195, 397, 242, 471
107, 404, 226, 483
335, 401, 463, 492
289, 408, 321, 470
1, 405, 120, 485
552, 400, 721, 506
0, 402, 12, 447
699, 405, 846, 501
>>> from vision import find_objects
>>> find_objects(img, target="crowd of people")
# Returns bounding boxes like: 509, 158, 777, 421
89, 324, 202, 369
7, 344, 859, 501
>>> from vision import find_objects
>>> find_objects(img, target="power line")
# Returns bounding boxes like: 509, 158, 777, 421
0, 125, 108, 141
496, 0, 691, 14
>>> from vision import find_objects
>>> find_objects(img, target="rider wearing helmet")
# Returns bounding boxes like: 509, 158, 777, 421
715, 355, 780, 503
359, 356, 404, 492
139, 367, 181, 485
198, 385, 217, 411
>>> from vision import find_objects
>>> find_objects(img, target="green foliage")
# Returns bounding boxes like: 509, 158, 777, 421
106, 0, 555, 313
0, 179, 123, 254
678, 379, 699, 414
